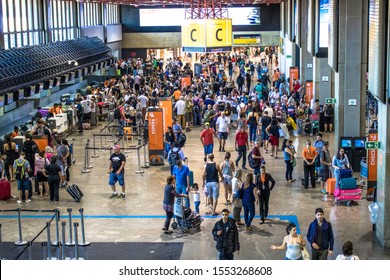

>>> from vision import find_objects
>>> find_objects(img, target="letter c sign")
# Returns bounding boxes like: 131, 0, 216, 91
190, 29, 197, 42
216, 28, 223, 41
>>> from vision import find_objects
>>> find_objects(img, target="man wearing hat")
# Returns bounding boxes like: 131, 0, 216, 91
108, 145, 126, 199
200, 122, 218, 162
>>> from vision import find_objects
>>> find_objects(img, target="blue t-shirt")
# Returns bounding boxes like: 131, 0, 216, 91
173, 164, 190, 187
242, 183, 256, 205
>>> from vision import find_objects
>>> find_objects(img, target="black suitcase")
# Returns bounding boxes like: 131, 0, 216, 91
66, 184, 83, 202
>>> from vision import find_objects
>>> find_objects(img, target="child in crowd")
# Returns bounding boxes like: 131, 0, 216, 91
191, 183, 201, 214
203, 183, 210, 210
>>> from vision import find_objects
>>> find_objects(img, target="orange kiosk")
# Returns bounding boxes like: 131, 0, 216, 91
159, 98, 173, 133
32, 135, 49, 151
148, 108, 164, 166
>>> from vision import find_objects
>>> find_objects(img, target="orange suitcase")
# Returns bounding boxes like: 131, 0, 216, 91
124, 127, 132, 139
327, 178, 336, 195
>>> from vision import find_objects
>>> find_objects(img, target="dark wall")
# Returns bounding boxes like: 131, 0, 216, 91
121, 5, 280, 33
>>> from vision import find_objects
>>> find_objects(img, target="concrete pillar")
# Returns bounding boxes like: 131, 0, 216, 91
313, 57, 332, 102
376, 102, 390, 247
298, 0, 313, 88
334, 0, 367, 142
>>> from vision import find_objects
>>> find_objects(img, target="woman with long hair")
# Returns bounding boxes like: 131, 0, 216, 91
3, 134, 18, 181
241, 173, 259, 232
271, 223, 306, 260
232, 169, 244, 226
332, 148, 351, 189
34, 150, 50, 196
220, 151, 235, 205
266, 119, 280, 158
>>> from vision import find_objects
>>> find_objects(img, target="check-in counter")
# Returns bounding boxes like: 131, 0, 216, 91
47, 113, 68, 134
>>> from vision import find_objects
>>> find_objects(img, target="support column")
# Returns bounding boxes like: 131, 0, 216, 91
313, 57, 332, 102
376, 102, 390, 247
298, 0, 313, 91
335, 0, 367, 140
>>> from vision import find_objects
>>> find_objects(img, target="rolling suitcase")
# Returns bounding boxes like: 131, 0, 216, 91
327, 178, 336, 195
66, 184, 84, 202
334, 188, 362, 202
0, 179, 11, 200
340, 178, 357, 190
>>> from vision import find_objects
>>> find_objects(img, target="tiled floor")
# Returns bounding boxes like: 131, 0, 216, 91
1, 122, 390, 260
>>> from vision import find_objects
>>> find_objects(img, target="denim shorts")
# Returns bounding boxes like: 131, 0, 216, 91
109, 172, 125, 186
206, 182, 220, 199
17, 179, 30, 191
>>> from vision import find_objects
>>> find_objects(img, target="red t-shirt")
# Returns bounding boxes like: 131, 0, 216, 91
200, 128, 215, 145
235, 131, 248, 147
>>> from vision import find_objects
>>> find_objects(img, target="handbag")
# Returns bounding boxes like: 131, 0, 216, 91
301, 246, 310, 260
292, 157, 297, 167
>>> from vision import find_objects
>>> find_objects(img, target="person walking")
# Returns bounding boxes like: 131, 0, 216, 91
162, 175, 188, 234
241, 173, 259, 232
283, 139, 296, 183
200, 122, 218, 162
255, 165, 275, 224
203, 154, 222, 215
231, 169, 244, 226
172, 158, 191, 207
251, 140, 264, 176
259, 110, 272, 153
265, 119, 280, 158
43, 156, 61, 202
212, 209, 240, 260
319, 141, 332, 194
108, 145, 126, 199
220, 152, 235, 205
271, 223, 306, 260
336, 241, 359, 260
246, 108, 258, 144
216, 111, 230, 152
306, 208, 334, 260
235, 126, 249, 170
302, 139, 318, 189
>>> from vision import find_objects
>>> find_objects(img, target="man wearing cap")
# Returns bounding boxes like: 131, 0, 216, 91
108, 145, 126, 199
200, 122, 218, 162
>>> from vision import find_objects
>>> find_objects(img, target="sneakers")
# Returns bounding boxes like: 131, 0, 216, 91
242, 166, 248, 170
109, 193, 118, 199
26, 199, 31, 203
117, 193, 125, 199
245, 226, 253, 232
17, 200, 22, 204
320, 189, 327, 194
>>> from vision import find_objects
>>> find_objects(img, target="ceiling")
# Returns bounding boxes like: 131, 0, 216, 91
76, 0, 285, 7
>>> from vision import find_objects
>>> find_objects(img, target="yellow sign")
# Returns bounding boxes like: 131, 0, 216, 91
205, 19, 232, 47
181, 20, 206, 47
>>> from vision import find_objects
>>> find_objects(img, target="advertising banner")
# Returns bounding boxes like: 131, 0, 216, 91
148, 108, 164, 166
158, 98, 173, 133
289, 67, 299, 92
305, 81, 313, 104
367, 130, 378, 198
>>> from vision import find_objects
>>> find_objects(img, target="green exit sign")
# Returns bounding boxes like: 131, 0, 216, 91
325, 98, 337, 104
365, 141, 380, 149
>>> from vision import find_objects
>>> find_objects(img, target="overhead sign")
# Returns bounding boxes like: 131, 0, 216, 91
182, 19, 232, 52
181, 20, 206, 47
365, 141, 380, 149
325, 98, 336, 104
233, 34, 261, 45
206, 19, 232, 47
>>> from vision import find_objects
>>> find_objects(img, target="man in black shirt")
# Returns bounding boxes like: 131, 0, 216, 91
260, 110, 272, 153
212, 209, 240, 260
108, 145, 126, 199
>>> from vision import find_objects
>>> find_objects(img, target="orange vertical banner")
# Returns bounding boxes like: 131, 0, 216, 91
305, 81, 314, 104
148, 108, 164, 166
181, 75, 191, 90
366, 130, 378, 199
289, 67, 299, 92
159, 98, 173, 133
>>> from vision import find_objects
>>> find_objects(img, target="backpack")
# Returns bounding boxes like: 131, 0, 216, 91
193, 100, 201, 113
248, 150, 260, 169
114, 107, 121, 119
23, 140, 38, 157
326, 105, 334, 115
14, 159, 27, 180
177, 133, 186, 148
168, 148, 181, 166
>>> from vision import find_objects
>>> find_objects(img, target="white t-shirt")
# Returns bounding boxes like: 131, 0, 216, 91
81, 99, 92, 114
216, 116, 230, 132
335, 254, 359, 260
138, 95, 149, 108
175, 100, 186, 115
193, 192, 200, 202
264, 107, 274, 118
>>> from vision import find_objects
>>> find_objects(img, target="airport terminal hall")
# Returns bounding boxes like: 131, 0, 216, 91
2, 0, 390, 263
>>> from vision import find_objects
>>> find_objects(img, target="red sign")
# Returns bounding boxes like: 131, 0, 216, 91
305, 81, 313, 105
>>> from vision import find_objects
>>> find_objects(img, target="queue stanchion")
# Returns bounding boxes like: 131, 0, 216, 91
0, 224, 5, 260
52, 209, 60, 246
46, 222, 57, 260
28, 241, 33, 260
65, 208, 75, 246
91, 135, 99, 158
135, 143, 144, 174
72, 222, 84, 260
60, 221, 70, 260
14, 208, 27, 246
42, 242, 47, 260
87, 139, 93, 168
81, 141, 91, 173
78, 208, 91, 246
142, 141, 149, 169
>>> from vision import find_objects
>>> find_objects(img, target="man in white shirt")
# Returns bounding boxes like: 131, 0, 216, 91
268, 87, 280, 105
174, 96, 186, 128
216, 111, 230, 152
138, 92, 149, 118
263, 102, 274, 119
81, 96, 92, 122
